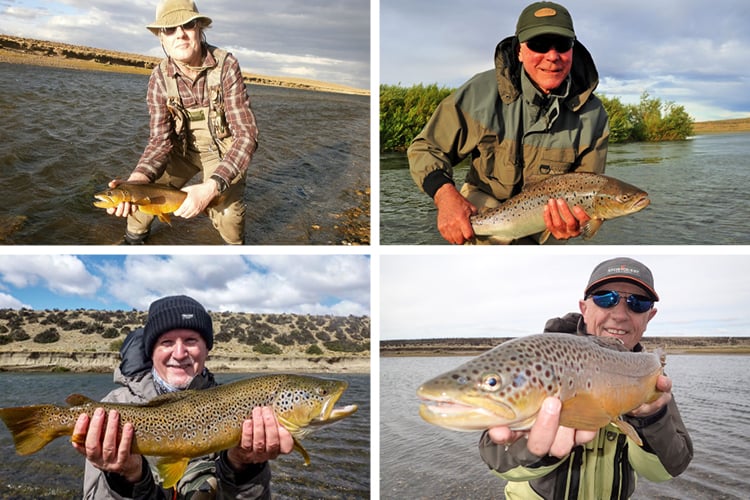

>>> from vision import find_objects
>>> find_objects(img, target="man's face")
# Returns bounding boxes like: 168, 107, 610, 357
152, 329, 208, 389
579, 281, 657, 350
159, 22, 203, 65
518, 35, 574, 94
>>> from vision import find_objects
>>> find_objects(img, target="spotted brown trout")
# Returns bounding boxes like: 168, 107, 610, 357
417, 333, 664, 446
93, 182, 188, 224
0, 374, 358, 488
470, 173, 650, 244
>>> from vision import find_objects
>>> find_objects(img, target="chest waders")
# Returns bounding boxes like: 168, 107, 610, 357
126, 48, 247, 245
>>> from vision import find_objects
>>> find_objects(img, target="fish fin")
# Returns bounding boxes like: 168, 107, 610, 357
292, 437, 311, 466
0, 405, 61, 455
131, 196, 153, 206
157, 457, 190, 489
157, 213, 172, 225
612, 418, 643, 446
558, 393, 611, 431
581, 218, 604, 240
66, 394, 96, 406
539, 229, 552, 244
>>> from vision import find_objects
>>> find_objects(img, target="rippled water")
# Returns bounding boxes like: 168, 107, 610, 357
380, 133, 750, 245
0, 63, 369, 245
381, 354, 750, 499
0, 372, 369, 499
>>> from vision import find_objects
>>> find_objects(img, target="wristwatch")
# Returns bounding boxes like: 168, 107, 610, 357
210, 175, 228, 194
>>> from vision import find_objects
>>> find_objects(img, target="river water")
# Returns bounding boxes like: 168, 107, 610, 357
380, 133, 750, 245
0, 372, 369, 499
0, 63, 369, 245
380, 354, 750, 499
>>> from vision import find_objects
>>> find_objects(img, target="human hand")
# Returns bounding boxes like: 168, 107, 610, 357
226, 407, 294, 469
433, 184, 478, 244
174, 180, 219, 219
105, 172, 150, 217
543, 198, 590, 240
71, 409, 143, 483
488, 397, 597, 459
628, 375, 672, 418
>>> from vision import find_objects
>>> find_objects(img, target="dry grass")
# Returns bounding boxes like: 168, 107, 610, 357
692, 117, 750, 134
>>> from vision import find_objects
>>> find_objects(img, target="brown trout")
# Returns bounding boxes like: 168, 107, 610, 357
0, 374, 358, 488
417, 333, 664, 446
93, 182, 188, 224
470, 173, 650, 244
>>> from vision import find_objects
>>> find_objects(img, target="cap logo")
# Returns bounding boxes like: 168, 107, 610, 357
182, 313, 194, 320
608, 265, 640, 276
535, 7, 557, 18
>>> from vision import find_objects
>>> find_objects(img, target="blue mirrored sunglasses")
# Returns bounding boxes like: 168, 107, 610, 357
587, 290, 654, 314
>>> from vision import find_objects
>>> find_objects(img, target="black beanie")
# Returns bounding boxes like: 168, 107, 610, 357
143, 295, 214, 356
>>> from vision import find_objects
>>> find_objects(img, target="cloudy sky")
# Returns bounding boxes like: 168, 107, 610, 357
0, 254, 370, 316
1, 0, 370, 89
381, 252, 750, 340
380, 0, 750, 121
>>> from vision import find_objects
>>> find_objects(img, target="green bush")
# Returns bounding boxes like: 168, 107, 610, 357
253, 342, 282, 355
380, 83, 453, 152
306, 344, 324, 356
600, 92, 693, 143
34, 328, 60, 344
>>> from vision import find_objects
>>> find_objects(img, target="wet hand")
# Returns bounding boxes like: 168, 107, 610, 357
174, 180, 219, 219
433, 184, 478, 245
226, 407, 294, 468
71, 408, 143, 483
628, 374, 672, 418
106, 173, 149, 217
488, 397, 597, 459
543, 198, 590, 240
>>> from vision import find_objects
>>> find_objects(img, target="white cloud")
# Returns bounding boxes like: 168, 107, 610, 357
0, 255, 101, 296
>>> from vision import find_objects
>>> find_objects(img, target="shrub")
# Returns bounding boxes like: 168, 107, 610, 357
34, 328, 60, 344
253, 343, 282, 355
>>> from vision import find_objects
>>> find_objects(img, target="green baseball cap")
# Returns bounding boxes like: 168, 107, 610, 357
516, 2, 575, 43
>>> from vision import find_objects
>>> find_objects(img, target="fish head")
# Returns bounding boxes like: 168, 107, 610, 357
594, 177, 651, 219
93, 187, 130, 208
271, 375, 358, 438
417, 344, 553, 432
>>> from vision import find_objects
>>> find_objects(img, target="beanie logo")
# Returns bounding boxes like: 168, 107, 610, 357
182, 313, 194, 320
535, 8, 557, 18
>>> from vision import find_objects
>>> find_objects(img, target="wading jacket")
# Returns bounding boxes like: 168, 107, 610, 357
408, 36, 609, 201
82, 329, 271, 500
478, 315, 693, 499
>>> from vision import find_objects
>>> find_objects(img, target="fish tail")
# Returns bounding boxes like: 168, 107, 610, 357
0, 404, 70, 455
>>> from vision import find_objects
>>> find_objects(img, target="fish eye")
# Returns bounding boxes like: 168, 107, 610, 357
481, 374, 502, 391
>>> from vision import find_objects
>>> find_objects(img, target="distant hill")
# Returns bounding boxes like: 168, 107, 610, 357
692, 117, 750, 134
0, 33, 369, 96
0, 308, 370, 373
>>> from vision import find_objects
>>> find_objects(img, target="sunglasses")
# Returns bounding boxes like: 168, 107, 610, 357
525, 35, 575, 54
160, 19, 199, 36
587, 290, 655, 314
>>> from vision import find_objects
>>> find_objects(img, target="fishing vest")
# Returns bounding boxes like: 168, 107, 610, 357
160, 46, 234, 159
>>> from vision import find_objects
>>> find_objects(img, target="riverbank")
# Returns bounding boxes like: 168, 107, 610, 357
0, 34, 369, 96
0, 308, 370, 374
381, 336, 750, 357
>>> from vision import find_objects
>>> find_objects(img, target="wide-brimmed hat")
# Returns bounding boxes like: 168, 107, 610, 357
516, 2, 575, 43
584, 257, 659, 301
146, 0, 212, 35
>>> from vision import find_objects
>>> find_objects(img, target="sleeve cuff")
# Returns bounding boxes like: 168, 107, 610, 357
423, 169, 454, 198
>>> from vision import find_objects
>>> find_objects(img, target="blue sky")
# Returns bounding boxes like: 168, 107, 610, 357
381, 252, 750, 339
0, 254, 371, 316
1, 0, 370, 89
380, 0, 750, 121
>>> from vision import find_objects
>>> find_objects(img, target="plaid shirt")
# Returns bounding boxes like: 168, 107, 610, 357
134, 48, 258, 185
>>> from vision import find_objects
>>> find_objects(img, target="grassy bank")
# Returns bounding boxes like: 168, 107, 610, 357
692, 117, 750, 134
0, 34, 369, 96
381, 336, 750, 357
